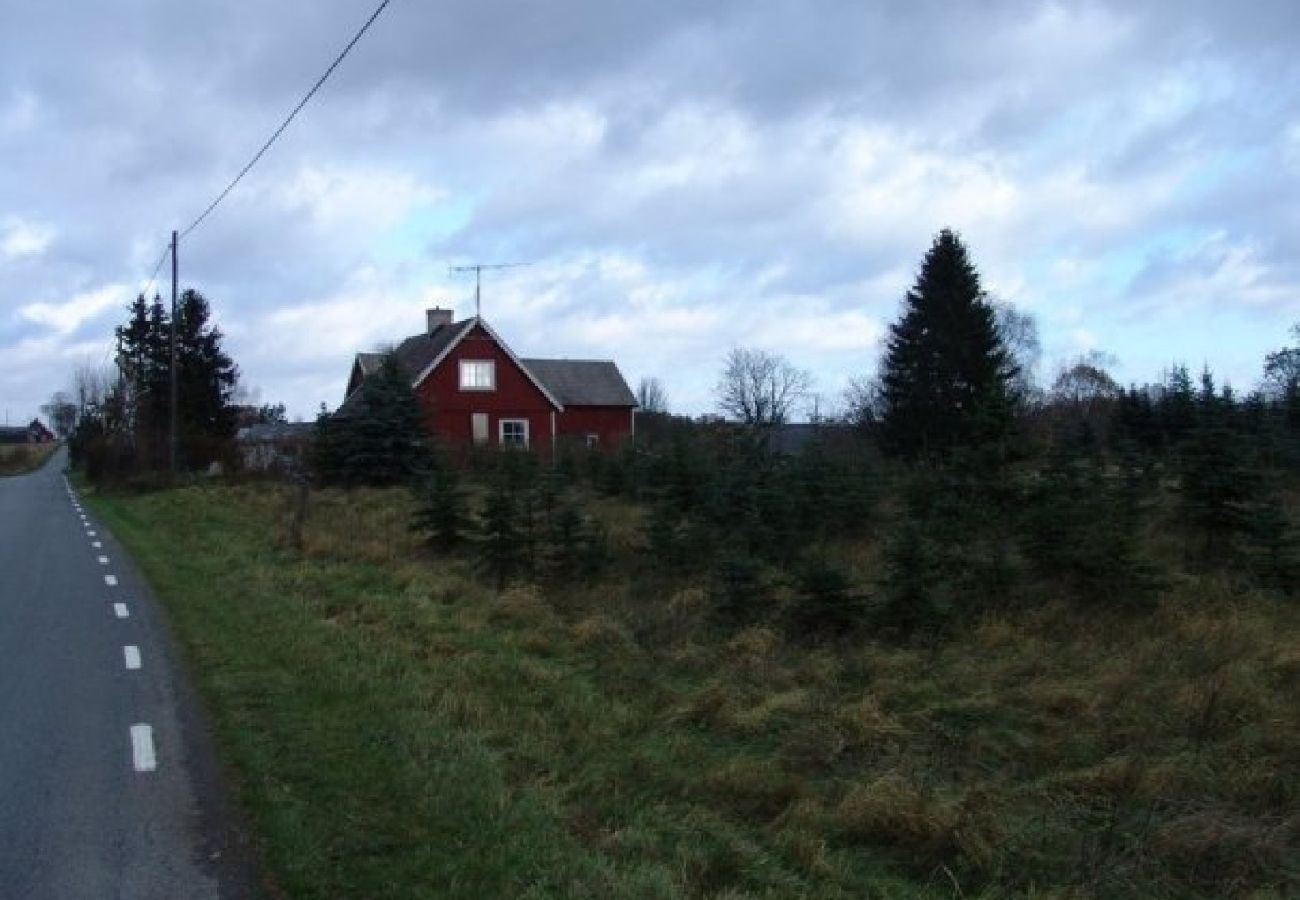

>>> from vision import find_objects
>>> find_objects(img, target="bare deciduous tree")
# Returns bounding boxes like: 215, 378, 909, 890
715, 348, 812, 427
1260, 323, 1300, 400
994, 300, 1042, 401
40, 391, 78, 438
1051, 351, 1121, 405
843, 375, 882, 428
636, 376, 669, 414
71, 363, 115, 417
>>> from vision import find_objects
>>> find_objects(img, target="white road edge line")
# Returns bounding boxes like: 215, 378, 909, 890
104, 575, 118, 587
123, 645, 142, 670
114, 603, 130, 619
129, 724, 156, 772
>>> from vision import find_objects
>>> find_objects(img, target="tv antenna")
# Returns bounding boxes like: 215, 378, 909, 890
449, 262, 529, 317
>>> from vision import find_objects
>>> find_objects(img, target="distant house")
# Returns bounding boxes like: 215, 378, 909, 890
236, 422, 316, 472
0, 420, 54, 444
340, 309, 637, 451
28, 420, 54, 443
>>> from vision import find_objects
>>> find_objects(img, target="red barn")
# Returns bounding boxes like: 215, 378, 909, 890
340, 309, 637, 452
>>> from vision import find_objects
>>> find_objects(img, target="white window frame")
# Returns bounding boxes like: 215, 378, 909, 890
499, 418, 529, 448
585, 433, 600, 449
459, 359, 495, 391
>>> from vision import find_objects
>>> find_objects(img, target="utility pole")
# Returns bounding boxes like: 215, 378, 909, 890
169, 229, 178, 475
449, 263, 529, 318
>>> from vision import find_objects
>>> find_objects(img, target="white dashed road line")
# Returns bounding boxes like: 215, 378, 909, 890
104, 575, 118, 587
92, 541, 102, 548
114, 603, 130, 619
129, 725, 157, 773
123, 646, 142, 670
97, 556, 109, 565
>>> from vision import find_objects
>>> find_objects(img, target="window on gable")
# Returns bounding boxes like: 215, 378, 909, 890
459, 360, 495, 391
585, 433, 600, 449
500, 418, 529, 448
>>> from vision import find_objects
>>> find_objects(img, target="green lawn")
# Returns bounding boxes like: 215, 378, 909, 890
86, 482, 1299, 899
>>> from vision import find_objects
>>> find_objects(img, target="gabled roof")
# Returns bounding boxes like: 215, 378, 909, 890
408, 317, 564, 411
338, 319, 475, 416
391, 319, 476, 383
338, 316, 565, 414
522, 359, 637, 407
355, 352, 384, 375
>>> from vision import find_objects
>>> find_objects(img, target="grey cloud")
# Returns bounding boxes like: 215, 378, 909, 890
3, 0, 1299, 418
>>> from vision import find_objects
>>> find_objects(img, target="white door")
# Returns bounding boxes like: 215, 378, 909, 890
471, 413, 489, 445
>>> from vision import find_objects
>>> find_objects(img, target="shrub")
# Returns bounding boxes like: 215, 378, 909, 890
785, 556, 865, 640
711, 553, 770, 627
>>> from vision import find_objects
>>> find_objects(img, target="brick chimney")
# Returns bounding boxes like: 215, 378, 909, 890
426, 307, 453, 334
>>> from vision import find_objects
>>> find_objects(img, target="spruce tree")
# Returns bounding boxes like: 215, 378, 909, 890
113, 289, 237, 471
1180, 370, 1256, 564
877, 229, 1017, 458
412, 461, 468, 551
786, 556, 864, 640
174, 289, 239, 467
476, 473, 524, 590
324, 352, 426, 487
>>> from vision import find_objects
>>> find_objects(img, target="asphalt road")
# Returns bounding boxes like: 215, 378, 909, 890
0, 448, 257, 899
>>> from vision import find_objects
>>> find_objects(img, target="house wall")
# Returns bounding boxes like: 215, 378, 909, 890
556, 405, 634, 448
415, 324, 556, 449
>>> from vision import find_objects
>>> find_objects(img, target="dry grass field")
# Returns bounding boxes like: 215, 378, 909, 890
87, 480, 1299, 898
0, 442, 56, 476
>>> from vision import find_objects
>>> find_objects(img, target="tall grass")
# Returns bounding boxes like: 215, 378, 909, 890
0, 442, 56, 476
89, 481, 1299, 898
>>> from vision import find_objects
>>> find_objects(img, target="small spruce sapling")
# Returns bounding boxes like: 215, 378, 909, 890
411, 462, 468, 551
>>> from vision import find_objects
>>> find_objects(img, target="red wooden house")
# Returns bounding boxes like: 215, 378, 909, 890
340, 309, 637, 451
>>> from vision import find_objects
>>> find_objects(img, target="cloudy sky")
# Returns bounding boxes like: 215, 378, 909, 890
3, 0, 1298, 422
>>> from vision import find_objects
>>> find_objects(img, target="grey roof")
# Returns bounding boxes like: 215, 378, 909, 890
338, 319, 473, 416
237, 422, 316, 442
390, 318, 474, 382
522, 358, 636, 407
764, 423, 846, 454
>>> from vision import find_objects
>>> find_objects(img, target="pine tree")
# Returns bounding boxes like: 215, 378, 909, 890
878, 229, 1017, 458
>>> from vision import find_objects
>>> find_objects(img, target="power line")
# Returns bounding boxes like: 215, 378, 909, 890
139, 244, 171, 299
179, 0, 394, 239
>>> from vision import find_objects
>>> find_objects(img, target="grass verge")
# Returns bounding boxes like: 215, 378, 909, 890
0, 442, 56, 476
86, 482, 1299, 898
